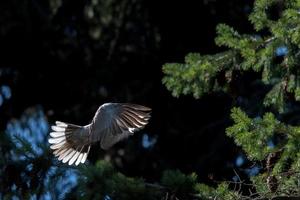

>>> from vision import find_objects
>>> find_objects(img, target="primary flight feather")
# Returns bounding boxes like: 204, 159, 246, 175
48, 103, 151, 165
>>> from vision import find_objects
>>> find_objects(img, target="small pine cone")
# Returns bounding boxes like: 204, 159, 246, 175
267, 175, 278, 193
266, 152, 277, 172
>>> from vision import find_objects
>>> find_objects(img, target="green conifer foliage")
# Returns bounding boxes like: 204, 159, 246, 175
77, 160, 162, 200
162, 0, 300, 198
163, 0, 300, 112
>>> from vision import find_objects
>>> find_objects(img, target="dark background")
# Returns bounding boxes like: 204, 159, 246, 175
0, 0, 255, 195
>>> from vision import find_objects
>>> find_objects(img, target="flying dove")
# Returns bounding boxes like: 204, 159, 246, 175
48, 103, 151, 165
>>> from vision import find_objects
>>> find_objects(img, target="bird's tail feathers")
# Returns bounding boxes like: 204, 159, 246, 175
49, 121, 91, 165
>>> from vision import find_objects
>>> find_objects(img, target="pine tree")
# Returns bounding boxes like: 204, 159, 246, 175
162, 0, 300, 199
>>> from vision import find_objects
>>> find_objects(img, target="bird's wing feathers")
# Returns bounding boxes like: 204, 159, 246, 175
90, 103, 151, 149
49, 121, 91, 165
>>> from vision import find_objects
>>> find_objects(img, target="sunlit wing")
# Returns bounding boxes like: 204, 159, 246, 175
90, 103, 151, 150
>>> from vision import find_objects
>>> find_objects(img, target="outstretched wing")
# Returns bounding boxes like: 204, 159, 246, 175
89, 103, 151, 150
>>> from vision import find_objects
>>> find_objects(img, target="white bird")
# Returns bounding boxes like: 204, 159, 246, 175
48, 103, 151, 165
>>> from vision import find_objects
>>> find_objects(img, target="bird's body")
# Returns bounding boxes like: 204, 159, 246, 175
48, 103, 151, 165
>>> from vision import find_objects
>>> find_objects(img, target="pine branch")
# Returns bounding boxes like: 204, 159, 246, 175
162, 1, 300, 199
